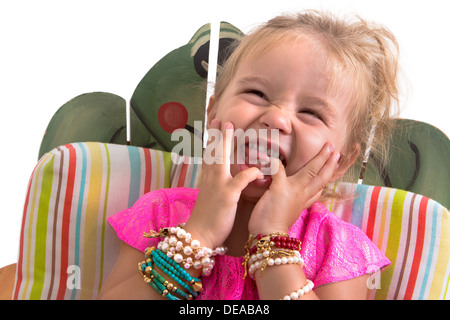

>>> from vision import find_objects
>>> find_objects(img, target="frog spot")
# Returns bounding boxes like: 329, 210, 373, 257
158, 101, 188, 133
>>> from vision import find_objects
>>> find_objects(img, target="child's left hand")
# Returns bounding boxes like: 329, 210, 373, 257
248, 143, 340, 235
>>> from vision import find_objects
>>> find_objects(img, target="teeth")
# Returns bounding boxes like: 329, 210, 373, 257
248, 142, 272, 156
247, 143, 285, 166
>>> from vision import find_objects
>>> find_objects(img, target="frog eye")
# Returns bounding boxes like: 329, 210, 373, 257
191, 22, 243, 79
192, 40, 210, 79
190, 25, 211, 80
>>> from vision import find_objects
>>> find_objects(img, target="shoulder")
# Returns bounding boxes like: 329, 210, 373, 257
292, 202, 390, 287
107, 187, 199, 252
290, 202, 355, 239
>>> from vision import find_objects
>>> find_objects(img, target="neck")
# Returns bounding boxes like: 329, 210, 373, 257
223, 197, 256, 257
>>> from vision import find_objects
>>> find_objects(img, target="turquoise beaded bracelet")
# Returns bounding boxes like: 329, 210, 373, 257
139, 246, 202, 300
139, 259, 192, 300
149, 247, 201, 284
149, 248, 200, 297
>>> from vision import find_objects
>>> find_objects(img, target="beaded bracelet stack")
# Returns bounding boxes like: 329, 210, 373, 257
139, 226, 314, 300
243, 232, 304, 279
243, 232, 314, 299
139, 224, 227, 300
155, 225, 227, 277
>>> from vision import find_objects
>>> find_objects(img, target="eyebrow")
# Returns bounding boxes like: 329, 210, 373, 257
236, 76, 271, 88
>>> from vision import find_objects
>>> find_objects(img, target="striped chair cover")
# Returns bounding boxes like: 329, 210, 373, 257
327, 183, 450, 299
12, 142, 450, 300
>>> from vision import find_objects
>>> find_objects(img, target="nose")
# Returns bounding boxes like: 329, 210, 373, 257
259, 106, 292, 135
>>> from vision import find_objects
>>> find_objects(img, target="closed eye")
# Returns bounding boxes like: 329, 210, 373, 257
243, 89, 271, 106
246, 89, 266, 99
299, 109, 325, 122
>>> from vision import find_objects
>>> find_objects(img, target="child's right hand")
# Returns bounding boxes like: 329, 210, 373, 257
183, 120, 263, 249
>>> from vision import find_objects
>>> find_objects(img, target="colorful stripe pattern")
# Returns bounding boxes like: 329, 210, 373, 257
12, 143, 179, 300
12, 143, 449, 299
328, 183, 450, 300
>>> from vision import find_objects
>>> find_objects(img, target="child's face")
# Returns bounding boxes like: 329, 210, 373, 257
208, 38, 357, 200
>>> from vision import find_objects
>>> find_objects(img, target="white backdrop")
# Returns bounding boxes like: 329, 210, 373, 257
1, 0, 449, 269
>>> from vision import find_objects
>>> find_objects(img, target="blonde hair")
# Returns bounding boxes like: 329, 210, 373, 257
214, 10, 401, 183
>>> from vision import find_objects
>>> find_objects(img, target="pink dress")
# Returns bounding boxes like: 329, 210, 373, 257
108, 187, 390, 300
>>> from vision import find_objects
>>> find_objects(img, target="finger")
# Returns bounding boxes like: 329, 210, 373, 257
307, 150, 340, 193
266, 157, 287, 186
209, 118, 221, 132
293, 143, 335, 179
230, 166, 264, 190
222, 122, 234, 169
208, 121, 232, 166
203, 119, 222, 165
305, 189, 324, 209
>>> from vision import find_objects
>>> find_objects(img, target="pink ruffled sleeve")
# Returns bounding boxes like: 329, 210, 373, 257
107, 188, 199, 252
290, 202, 390, 287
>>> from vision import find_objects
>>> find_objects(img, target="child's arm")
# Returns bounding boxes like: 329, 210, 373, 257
98, 241, 206, 300
97, 242, 162, 300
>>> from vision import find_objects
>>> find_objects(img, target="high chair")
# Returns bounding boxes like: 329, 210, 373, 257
4, 22, 449, 300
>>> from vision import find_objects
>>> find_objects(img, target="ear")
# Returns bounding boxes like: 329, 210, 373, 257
206, 95, 217, 129
332, 143, 361, 181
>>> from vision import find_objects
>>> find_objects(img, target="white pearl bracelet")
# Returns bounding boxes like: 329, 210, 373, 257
282, 280, 314, 300
157, 226, 227, 276
248, 250, 305, 279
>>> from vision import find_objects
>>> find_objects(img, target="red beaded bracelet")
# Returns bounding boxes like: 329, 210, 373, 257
246, 233, 302, 256
243, 232, 304, 279
270, 235, 301, 250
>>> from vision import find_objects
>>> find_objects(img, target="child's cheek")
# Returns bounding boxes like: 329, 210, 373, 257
289, 130, 327, 173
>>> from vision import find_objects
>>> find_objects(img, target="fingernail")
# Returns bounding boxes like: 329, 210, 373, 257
224, 122, 233, 129
334, 152, 341, 161
328, 143, 335, 153
210, 119, 220, 128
